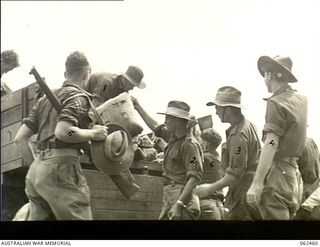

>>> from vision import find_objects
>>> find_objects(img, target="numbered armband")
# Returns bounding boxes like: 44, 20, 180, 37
190, 156, 197, 164
67, 130, 76, 136
269, 139, 277, 147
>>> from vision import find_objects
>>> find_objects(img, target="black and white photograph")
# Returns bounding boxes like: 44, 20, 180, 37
1, 0, 320, 240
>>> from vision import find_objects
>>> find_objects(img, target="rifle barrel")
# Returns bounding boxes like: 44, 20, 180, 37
29, 67, 62, 112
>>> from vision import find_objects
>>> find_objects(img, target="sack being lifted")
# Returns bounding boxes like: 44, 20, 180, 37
96, 92, 143, 137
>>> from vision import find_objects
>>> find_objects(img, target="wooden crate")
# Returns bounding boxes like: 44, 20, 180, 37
85, 169, 163, 220
1, 82, 38, 173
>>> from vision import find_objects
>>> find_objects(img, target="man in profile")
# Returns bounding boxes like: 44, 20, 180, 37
196, 86, 261, 220
247, 55, 308, 220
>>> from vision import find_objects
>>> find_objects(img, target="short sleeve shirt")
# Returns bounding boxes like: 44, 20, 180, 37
201, 152, 223, 184
162, 134, 203, 184
223, 117, 261, 179
263, 85, 308, 159
23, 81, 91, 149
222, 116, 261, 210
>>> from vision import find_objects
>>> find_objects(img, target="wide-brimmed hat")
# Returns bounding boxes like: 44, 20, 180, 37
206, 86, 243, 108
90, 124, 134, 175
257, 55, 297, 83
157, 100, 192, 120
122, 65, 146, 89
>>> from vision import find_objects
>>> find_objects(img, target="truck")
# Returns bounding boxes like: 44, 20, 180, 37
1, 82, 164, 220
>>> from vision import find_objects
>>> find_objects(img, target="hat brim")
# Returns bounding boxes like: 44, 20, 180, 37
157, 112, 191, 120
206, 101, 243, 108
258, 56, 297, 83
90, 124, 135, 175
122, 73, 146, 89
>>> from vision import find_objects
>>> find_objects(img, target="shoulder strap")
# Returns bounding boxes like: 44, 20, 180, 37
67, 85, 105, 125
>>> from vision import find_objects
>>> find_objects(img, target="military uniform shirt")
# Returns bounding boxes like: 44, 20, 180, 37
201, 152, 223, 184
87, 72, 124, 105
162, 133, 203, 184
263, 85, 308, 159
222, 116, 261, 211
23, 81, 91, 150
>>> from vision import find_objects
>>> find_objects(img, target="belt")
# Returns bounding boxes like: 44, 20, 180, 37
163, 177, 185, 186
36, 141, 82, 151
37, 141, 59, 150
35, 148, 80, 159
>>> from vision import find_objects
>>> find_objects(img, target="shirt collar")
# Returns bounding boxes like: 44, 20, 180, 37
168, 133, 187, 143
62, 81, 93, 97
263, 85, 294, 101
226, 115, 246, 137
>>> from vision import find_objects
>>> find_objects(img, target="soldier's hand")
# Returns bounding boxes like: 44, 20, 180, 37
167, 203, 182, 220
246, 183, 263, 206
195, 183, 212, 199
91, 125, 108, 141
294, 206, 311, 220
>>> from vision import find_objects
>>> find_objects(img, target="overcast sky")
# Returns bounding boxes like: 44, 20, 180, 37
1, 0, 320, 146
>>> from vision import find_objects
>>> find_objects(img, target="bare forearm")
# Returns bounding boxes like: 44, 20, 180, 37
55, 121, 107, 143
209, 173, 238, 193
14, 124, 35, 166
178, 177, 199, 203
252, 135, 278, 186
135, 104, 158, 131
252, 147, 275, 185
55, 125, 94, 143
17, 139, 34, 166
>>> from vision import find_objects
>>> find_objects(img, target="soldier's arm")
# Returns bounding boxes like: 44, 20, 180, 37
14, 124, 35, 166
55, 121, 107, 143
131, 96, 158, 131
179, 142, 204, 201
168, 142, 203, 219
56, 94, 108, 143
196, 173, 237, 199
252, 132, 279, 185
247, 132, 279, 204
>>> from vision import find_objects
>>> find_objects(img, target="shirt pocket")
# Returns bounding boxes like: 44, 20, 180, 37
165, 147, 181, 172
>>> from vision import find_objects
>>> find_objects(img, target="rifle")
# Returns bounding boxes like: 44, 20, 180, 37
29, 67, 141, 200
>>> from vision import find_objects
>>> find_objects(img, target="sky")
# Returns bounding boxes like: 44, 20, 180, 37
1, 0, 320, 146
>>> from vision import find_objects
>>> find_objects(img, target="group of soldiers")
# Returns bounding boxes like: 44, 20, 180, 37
1, 49, 319, 221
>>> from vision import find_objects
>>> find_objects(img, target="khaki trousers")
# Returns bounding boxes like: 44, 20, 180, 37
25, 150, 92, 220
259, 160, 303, 220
